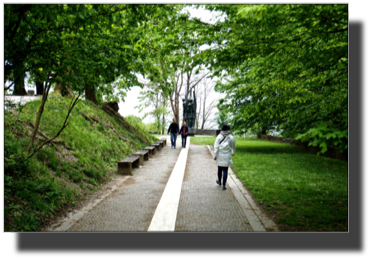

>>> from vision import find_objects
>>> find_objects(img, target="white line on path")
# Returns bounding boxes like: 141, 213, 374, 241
147, 137, 190, 231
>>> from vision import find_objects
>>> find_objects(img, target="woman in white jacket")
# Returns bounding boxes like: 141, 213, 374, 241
213, 125, 236, 190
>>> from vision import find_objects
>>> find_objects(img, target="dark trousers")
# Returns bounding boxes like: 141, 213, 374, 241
170, 133, 177, 148
182, 135, 187, 147
217, 166, 229, 187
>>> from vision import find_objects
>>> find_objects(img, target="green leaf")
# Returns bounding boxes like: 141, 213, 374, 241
319, 142, 328, 154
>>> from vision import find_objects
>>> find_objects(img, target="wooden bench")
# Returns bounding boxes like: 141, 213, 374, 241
132, 150, 149, 164
151, 142, 161, 151
156, 140, 165, 148
143, 146, 156, 156
159, 138, 167, 146
118, 156, 140, 175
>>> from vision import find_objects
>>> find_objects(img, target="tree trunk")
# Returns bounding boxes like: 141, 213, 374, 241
85, 87, 97, 104
13, 74, 27, 95
27, 82, 52, 153
54, 83, 73, 98
54, 83, 61, 96
153, 114, 159, 133
66, 86, 74, 99
54, 69, 73, 98
162, 109, 165, 135
36, 81, 44, 95
174, 89, 179, 123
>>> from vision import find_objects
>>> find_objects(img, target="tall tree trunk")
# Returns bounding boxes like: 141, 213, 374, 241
36, 81, 44, 95
161, 97, 166, 135
175, 91, 179, 123
169, 72, 182, 124
162, 112, 165, 135
156, 114, 161, 133
13, 74, 27, 95
85, 87, 97, 104
201, 90, 206, 129
54, 83, 73, 98
66, 86, 73, 98
54, 68, 73, 98
54, 82, 61, 96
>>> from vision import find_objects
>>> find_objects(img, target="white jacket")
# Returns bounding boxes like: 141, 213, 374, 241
213, 134, 236, 167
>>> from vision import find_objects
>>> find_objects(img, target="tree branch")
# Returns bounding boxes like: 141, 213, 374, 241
26, 93, 81, 159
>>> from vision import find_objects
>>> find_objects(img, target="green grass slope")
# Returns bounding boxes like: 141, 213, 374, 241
4, 96, 157, 231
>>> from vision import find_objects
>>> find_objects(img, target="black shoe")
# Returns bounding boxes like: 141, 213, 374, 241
216, 180, 221, 186
222, 186, 227, 190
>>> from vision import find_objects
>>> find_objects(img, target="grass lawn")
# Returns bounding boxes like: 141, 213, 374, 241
191, 136, 348, 231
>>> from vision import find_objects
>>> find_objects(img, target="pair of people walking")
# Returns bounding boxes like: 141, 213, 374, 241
167, 118, 188, 149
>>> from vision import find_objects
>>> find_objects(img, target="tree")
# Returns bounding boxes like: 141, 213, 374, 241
135, 6, 211, 124
197, 75, 218, 129
136, 87, 171, 134
193, 4, 348, 152
5, 4, 177, 155
214, 108, 231, 131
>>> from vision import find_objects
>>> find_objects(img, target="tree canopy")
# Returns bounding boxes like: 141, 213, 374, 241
5, 4, 179, 101
5, 4, 348, 154
192, 4, 348, 152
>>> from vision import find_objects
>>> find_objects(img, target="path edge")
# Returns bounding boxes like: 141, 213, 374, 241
206, 145, 279, 232
47, 175, 130, 232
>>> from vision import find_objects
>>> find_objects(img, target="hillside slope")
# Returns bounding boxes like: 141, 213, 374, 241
4, 96, 157, 231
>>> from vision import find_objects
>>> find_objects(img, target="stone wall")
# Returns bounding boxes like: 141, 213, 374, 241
195, 129, 219, 136
257, 134, 347, 161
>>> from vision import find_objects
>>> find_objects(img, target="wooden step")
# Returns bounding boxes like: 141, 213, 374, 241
143, 146, 156, 156
159, 138, 167, 146
132, 150, 149, 164
155, 140, 165, 148
118, 155, 140, 175
151, 143, 162, 151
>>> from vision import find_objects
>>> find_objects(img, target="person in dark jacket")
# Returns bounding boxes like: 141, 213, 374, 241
179, 121, 189, 148
167, 118, 179, 149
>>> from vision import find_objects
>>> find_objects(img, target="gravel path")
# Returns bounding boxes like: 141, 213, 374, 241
59, 139, 274, 232
175, 144, 253, 232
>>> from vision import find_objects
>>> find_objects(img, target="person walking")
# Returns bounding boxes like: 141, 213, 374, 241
167, 118, 179, 149
179, 121, 189, 148
213, 125, 236, 190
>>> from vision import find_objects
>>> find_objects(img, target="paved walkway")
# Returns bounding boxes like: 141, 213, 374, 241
51, 137, 278, 232
67, 140, 180, 231
175, 144, 253, 231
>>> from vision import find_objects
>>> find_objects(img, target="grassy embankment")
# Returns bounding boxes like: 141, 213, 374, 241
4, 96, 156, 231
191, 136, 348, 231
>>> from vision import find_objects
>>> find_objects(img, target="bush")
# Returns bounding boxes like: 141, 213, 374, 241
295, 118, 348, 155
